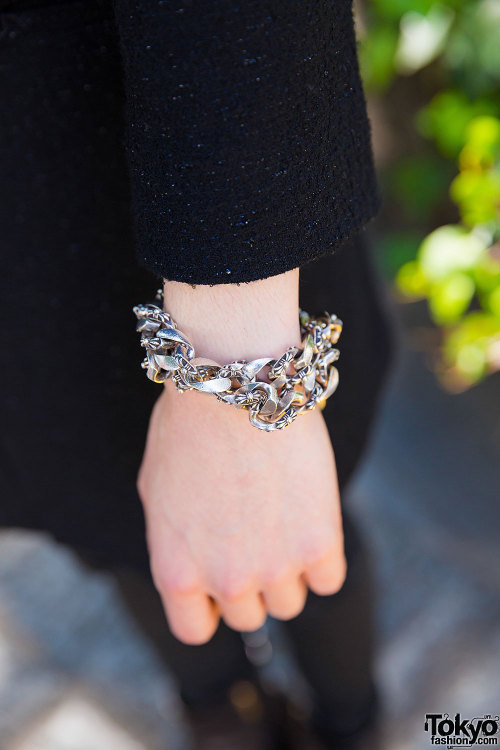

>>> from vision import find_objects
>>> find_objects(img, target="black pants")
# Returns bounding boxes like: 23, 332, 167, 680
0, 0, 396, 733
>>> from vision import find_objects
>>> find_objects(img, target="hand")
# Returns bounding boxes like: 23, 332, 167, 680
138, 379, 346, 645
136, 269, 346, 644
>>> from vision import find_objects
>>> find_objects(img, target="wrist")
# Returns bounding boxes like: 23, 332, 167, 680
162, 269, 301, 363
135, 282, 343, 431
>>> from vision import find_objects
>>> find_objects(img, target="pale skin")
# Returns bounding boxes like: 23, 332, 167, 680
137, 268, 347, 645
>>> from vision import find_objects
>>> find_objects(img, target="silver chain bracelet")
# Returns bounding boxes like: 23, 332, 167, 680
133, 290, 343, 431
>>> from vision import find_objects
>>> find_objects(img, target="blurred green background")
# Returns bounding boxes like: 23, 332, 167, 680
357, 0, 500, 391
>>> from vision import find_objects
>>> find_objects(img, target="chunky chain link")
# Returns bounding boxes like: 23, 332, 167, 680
133, 290, 343, 431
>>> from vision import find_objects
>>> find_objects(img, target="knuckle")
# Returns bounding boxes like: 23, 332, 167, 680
261, 564, 293, 590
302, 535, 337, 567
215, 574, 254, 603
167, 579, 201, 598
151, 560, 200, 598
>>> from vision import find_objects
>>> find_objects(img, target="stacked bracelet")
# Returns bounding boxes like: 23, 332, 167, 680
133, 291, 343, 432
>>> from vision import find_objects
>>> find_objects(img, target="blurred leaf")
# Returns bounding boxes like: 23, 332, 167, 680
394, 5, 455, 75
443, 310, 500, 381
444, 310, 500, 351
461, 115, 500, 166
450, 170, 500, 225
417, 91, 498, 157
456, 342, 487, 380
428, 272, 475, 324
473, 250, 500, 292
396, 259, 431, 297
359, 24, 399, 90
419, 225, 486, 281
487, 285, 500, 316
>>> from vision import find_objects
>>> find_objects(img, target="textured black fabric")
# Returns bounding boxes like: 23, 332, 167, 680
0, 0, 153, 570
0, 0, 394, 564
111, 0, 381, 284
1, 0, 380, 285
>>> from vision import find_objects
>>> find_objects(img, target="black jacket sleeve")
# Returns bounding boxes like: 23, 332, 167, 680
112, 0, 381, 285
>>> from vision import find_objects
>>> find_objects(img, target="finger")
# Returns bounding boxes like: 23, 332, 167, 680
302, 546, 347, 596
262, 574, 308, 620
217, 591, 267, 633
146, 516, 220, 645
161, 589, 220, 645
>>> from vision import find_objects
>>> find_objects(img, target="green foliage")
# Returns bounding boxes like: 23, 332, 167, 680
394, 118, 500, 388
359, 25, 399, 90
360, 0, 500, 389
360, 0, 500, 96
445, 0, 500, 96
416, 92, 498, 158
